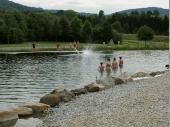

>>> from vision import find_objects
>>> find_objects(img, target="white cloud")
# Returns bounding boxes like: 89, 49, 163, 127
11, 0, 169, 14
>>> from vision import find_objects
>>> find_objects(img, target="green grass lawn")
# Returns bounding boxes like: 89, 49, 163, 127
0, 34, 168, 52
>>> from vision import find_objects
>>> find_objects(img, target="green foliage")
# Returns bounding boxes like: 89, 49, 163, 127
53, 18, 60, 41
100, 21, 113, 43
99, 10, 104, 18
137, 25, 154, 41
59, 16, 72, 42
71, 17, 82, 41
112, 30, 123, 44
0, 8, 169, 44
112, 21, 123, 32
81, 20, 92, 42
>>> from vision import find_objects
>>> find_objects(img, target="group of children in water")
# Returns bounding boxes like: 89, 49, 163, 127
98, 57, 123, 74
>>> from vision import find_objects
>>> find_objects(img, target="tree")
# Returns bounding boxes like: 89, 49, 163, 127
112, 30, 122, 44
137, 25, 154, 45
81, 20, 92, 42
0, 18, 7, 43
53, 18, 60, 41
59, 16, 72, 42
100, 21, 113, 43
153, 10, 160, 16
99, 10, 104, 18
112, 21, 123, 32
71, 17, 82, 41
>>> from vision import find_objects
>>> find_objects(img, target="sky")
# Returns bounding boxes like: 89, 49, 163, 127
11, 0, 169, 14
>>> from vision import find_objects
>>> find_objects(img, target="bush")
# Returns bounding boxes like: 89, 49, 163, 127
137, 25, 154, 41
112, 30, 123, 44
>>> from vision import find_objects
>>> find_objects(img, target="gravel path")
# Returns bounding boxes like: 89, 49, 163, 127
42, 72, 169, 127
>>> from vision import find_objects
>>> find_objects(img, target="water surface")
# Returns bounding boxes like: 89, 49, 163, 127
0, 50, 168, 107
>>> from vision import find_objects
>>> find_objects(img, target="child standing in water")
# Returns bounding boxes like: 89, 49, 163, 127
105, 58, 112, 75
119, 57, 123, 73
112, 58, 118, 74
98, 62, 105, 73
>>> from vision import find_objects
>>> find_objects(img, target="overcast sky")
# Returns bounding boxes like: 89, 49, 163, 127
11, 0, 169, 14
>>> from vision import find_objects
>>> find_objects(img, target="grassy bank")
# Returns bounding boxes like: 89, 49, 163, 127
0, 34, 168, 52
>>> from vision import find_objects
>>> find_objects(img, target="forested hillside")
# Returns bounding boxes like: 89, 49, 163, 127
0, 0, 169, 44
0, 10, 168, 44
0, 0, 43, 12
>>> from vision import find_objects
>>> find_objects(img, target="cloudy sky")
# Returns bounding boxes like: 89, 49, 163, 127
11, 0, 169, 14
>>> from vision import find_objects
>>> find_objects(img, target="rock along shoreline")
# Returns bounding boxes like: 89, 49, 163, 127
0, 70, 168, 127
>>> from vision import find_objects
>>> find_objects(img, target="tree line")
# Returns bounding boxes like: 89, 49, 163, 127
0, 10, 168, 44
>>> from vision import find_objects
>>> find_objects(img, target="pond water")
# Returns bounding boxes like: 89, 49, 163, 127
0, 50, 168, 108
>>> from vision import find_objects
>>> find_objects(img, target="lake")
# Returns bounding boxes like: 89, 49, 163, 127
0, 50, 168, 108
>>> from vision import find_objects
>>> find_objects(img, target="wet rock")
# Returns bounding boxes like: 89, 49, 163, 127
118, 72, 133, 83
131, 72, 150, 78
113, 77, 125, 85
71, 88, 88, 96
11, 107, 33, 118
150, 71, 165, 77
0, 111, 18, 127
84, 83, 105, 92
51, 88, 75, 103
40, 94, 61, 107
24, 103, 50, 113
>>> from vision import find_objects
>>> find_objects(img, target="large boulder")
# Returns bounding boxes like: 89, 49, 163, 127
0, 111, 18, 127
11, 107, 33, 118
113, 77, 125, 85
131, 72, 149, 78
40, 94, 61, 107
71, 88, 88, 96
84, 83, 105, 92
51, 88, 75, 103
24, 103, 50, 113
119, 72, 133, 83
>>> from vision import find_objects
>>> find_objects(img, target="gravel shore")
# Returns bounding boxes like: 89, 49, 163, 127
42, 71, 169, 127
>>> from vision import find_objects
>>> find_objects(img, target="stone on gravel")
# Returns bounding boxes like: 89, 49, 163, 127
51, 88, 75, 102
40, 94, 61, 107
112, 77, 125, 85
131, 72, 149, 78
70, 88, 88, 96
24, 103, 50, 113
84, 83, 105, 92
96, 76, 115, 88
149, 71, 165, 77
11, 107, 33, 118
0, 111, 18, 127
